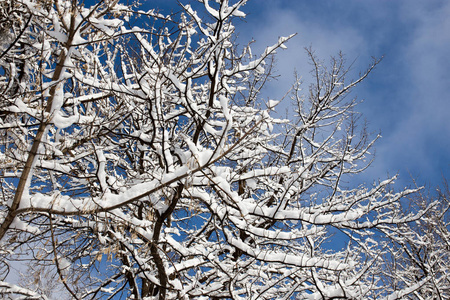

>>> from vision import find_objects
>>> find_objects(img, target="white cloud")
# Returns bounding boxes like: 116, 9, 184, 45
237, 0, 450, 186
239, 5, 369, 101
371, 0, 450, 184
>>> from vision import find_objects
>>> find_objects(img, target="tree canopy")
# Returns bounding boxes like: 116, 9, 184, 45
0, 0, 448, 299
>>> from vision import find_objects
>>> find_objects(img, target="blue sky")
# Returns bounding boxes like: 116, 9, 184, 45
148, 0, 450, 190
148, 0, 450, 189
146, 0, 450, 189
230, 0, 450, 189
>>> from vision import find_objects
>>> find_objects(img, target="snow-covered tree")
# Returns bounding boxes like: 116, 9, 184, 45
380, 184, 450, 300
0, 0, 446, 299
